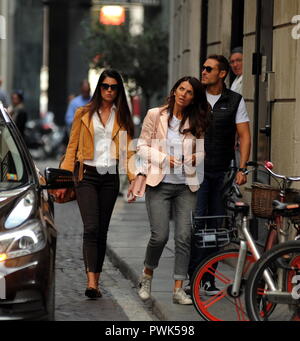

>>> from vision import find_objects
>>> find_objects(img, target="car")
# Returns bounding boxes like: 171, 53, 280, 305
0, 102, 73, 320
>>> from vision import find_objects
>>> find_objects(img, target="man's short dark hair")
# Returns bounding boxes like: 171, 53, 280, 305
207, 54, 230, 80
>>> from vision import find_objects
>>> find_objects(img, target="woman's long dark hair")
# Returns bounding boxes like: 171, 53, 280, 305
165, 76, 209, 138
87, 69, 134, 138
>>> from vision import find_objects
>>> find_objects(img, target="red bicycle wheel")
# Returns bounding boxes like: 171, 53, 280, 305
191, 249, 255, 321
245, 241, 300, 321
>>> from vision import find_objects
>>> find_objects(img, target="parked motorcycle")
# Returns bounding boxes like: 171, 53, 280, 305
24, 111, 66, 160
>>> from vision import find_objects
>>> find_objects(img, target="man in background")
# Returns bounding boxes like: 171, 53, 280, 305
8, 90, 27, 138
230, 47, 243, 95
230, 47, 244, 163
65, 79, 91, 133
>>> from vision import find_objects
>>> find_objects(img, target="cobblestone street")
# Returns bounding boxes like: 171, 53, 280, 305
54, 201, 156, 322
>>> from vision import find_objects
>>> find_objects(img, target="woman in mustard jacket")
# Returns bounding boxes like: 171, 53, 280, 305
56, 69, 135, 299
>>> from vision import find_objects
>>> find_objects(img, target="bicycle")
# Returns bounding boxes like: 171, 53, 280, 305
191, 161, 300, 321
245, 213, 300, 320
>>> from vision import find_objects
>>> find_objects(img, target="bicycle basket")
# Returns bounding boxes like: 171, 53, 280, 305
251, 183, 300, 221
191, 214, 234, 249
251, 183, 280, 219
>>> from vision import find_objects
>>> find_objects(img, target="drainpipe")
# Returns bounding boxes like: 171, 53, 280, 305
252, 0, 262, 183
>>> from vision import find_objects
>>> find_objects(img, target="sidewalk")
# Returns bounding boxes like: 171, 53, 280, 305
106, 197, 202, 321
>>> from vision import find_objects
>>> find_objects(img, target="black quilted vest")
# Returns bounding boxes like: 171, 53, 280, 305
204, 88, 242, 172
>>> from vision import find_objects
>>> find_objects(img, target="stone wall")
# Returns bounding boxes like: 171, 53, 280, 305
271, 0, 300, 180
168, 0, 201, 89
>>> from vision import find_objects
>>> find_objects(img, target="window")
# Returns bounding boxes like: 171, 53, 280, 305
0, 123, 27, 189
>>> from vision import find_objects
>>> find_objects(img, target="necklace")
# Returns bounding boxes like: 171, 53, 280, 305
97, 110, 110, 127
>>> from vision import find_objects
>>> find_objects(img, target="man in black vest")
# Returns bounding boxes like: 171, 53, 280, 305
187, 55, 251, 295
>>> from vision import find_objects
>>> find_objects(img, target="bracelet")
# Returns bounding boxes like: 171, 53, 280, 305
137, 173, 146, 177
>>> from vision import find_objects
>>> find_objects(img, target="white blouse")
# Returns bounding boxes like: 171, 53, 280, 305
84, 105, 117, 172
162, 115, 186, 185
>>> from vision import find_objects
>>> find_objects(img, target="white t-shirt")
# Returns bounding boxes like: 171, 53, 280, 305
162, 115, 186, 185
231, 75, 243, 95
206, 91, 250, 124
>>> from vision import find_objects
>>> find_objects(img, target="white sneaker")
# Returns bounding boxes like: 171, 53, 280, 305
173, 288, 193, 305
138, 273, 152, 301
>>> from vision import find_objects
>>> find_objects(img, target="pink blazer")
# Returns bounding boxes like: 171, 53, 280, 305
137, 107, 205, 192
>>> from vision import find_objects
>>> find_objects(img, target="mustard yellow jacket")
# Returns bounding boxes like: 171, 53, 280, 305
60, 106, 136, 182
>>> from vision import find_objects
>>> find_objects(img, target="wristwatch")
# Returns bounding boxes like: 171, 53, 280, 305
238, 168, 247, 173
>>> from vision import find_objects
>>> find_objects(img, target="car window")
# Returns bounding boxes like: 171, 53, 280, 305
0, 122, 28, 190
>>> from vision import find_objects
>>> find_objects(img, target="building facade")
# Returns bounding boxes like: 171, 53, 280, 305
169, 0, 300, 186
0, 0, 92, 123
0, 0, 169, 124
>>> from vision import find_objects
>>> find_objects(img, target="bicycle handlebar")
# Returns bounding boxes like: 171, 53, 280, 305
246, 161, 300, 182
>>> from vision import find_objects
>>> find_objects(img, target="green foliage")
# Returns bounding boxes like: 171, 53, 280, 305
83, 21, 169, 103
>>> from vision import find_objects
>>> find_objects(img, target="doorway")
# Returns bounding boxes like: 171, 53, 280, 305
230, 0, 244, 85
253, 0, 274, 181
252, 0, 274, 243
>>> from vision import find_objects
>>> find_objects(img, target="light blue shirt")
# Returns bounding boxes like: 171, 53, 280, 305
65, 95, 91, 127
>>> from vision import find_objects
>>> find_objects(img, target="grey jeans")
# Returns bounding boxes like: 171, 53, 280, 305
144, 183, 197, 280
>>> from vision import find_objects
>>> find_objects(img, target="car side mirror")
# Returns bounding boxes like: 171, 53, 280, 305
43, 167, 74, 189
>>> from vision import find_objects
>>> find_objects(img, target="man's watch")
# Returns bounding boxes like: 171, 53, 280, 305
238, 168, 247, 173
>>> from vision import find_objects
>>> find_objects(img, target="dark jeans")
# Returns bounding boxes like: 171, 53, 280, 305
188, 170, 226, 280
75, 165, 120, 273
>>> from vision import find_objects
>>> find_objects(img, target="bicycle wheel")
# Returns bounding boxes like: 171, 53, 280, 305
246, 241, 300, 321
191, 249, 256, 321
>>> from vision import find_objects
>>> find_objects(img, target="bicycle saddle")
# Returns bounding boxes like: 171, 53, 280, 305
234, 201, 250, 215
272, 200, 300, 216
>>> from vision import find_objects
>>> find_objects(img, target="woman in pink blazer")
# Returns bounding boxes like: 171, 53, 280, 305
136, 76, 209, 305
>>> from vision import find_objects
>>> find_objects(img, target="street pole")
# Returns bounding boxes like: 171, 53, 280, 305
40, 3, 49, 115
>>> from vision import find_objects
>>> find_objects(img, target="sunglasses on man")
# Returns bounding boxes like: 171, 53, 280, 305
202, 65, 214, 73
101, 83, 119, 91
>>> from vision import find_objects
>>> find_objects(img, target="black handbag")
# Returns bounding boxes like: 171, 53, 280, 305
50, 154, 77, 204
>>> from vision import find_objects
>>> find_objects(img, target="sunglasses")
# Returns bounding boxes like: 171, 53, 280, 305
101, 83, 119, 91
202, 65, 214, 73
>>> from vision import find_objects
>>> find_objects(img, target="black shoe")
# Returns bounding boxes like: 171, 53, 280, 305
201, 282, 220, 296
85, 287, 102, 299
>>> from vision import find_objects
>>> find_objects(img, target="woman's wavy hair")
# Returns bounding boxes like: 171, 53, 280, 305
165, 76, 209, 138
86, 69, 134, 138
